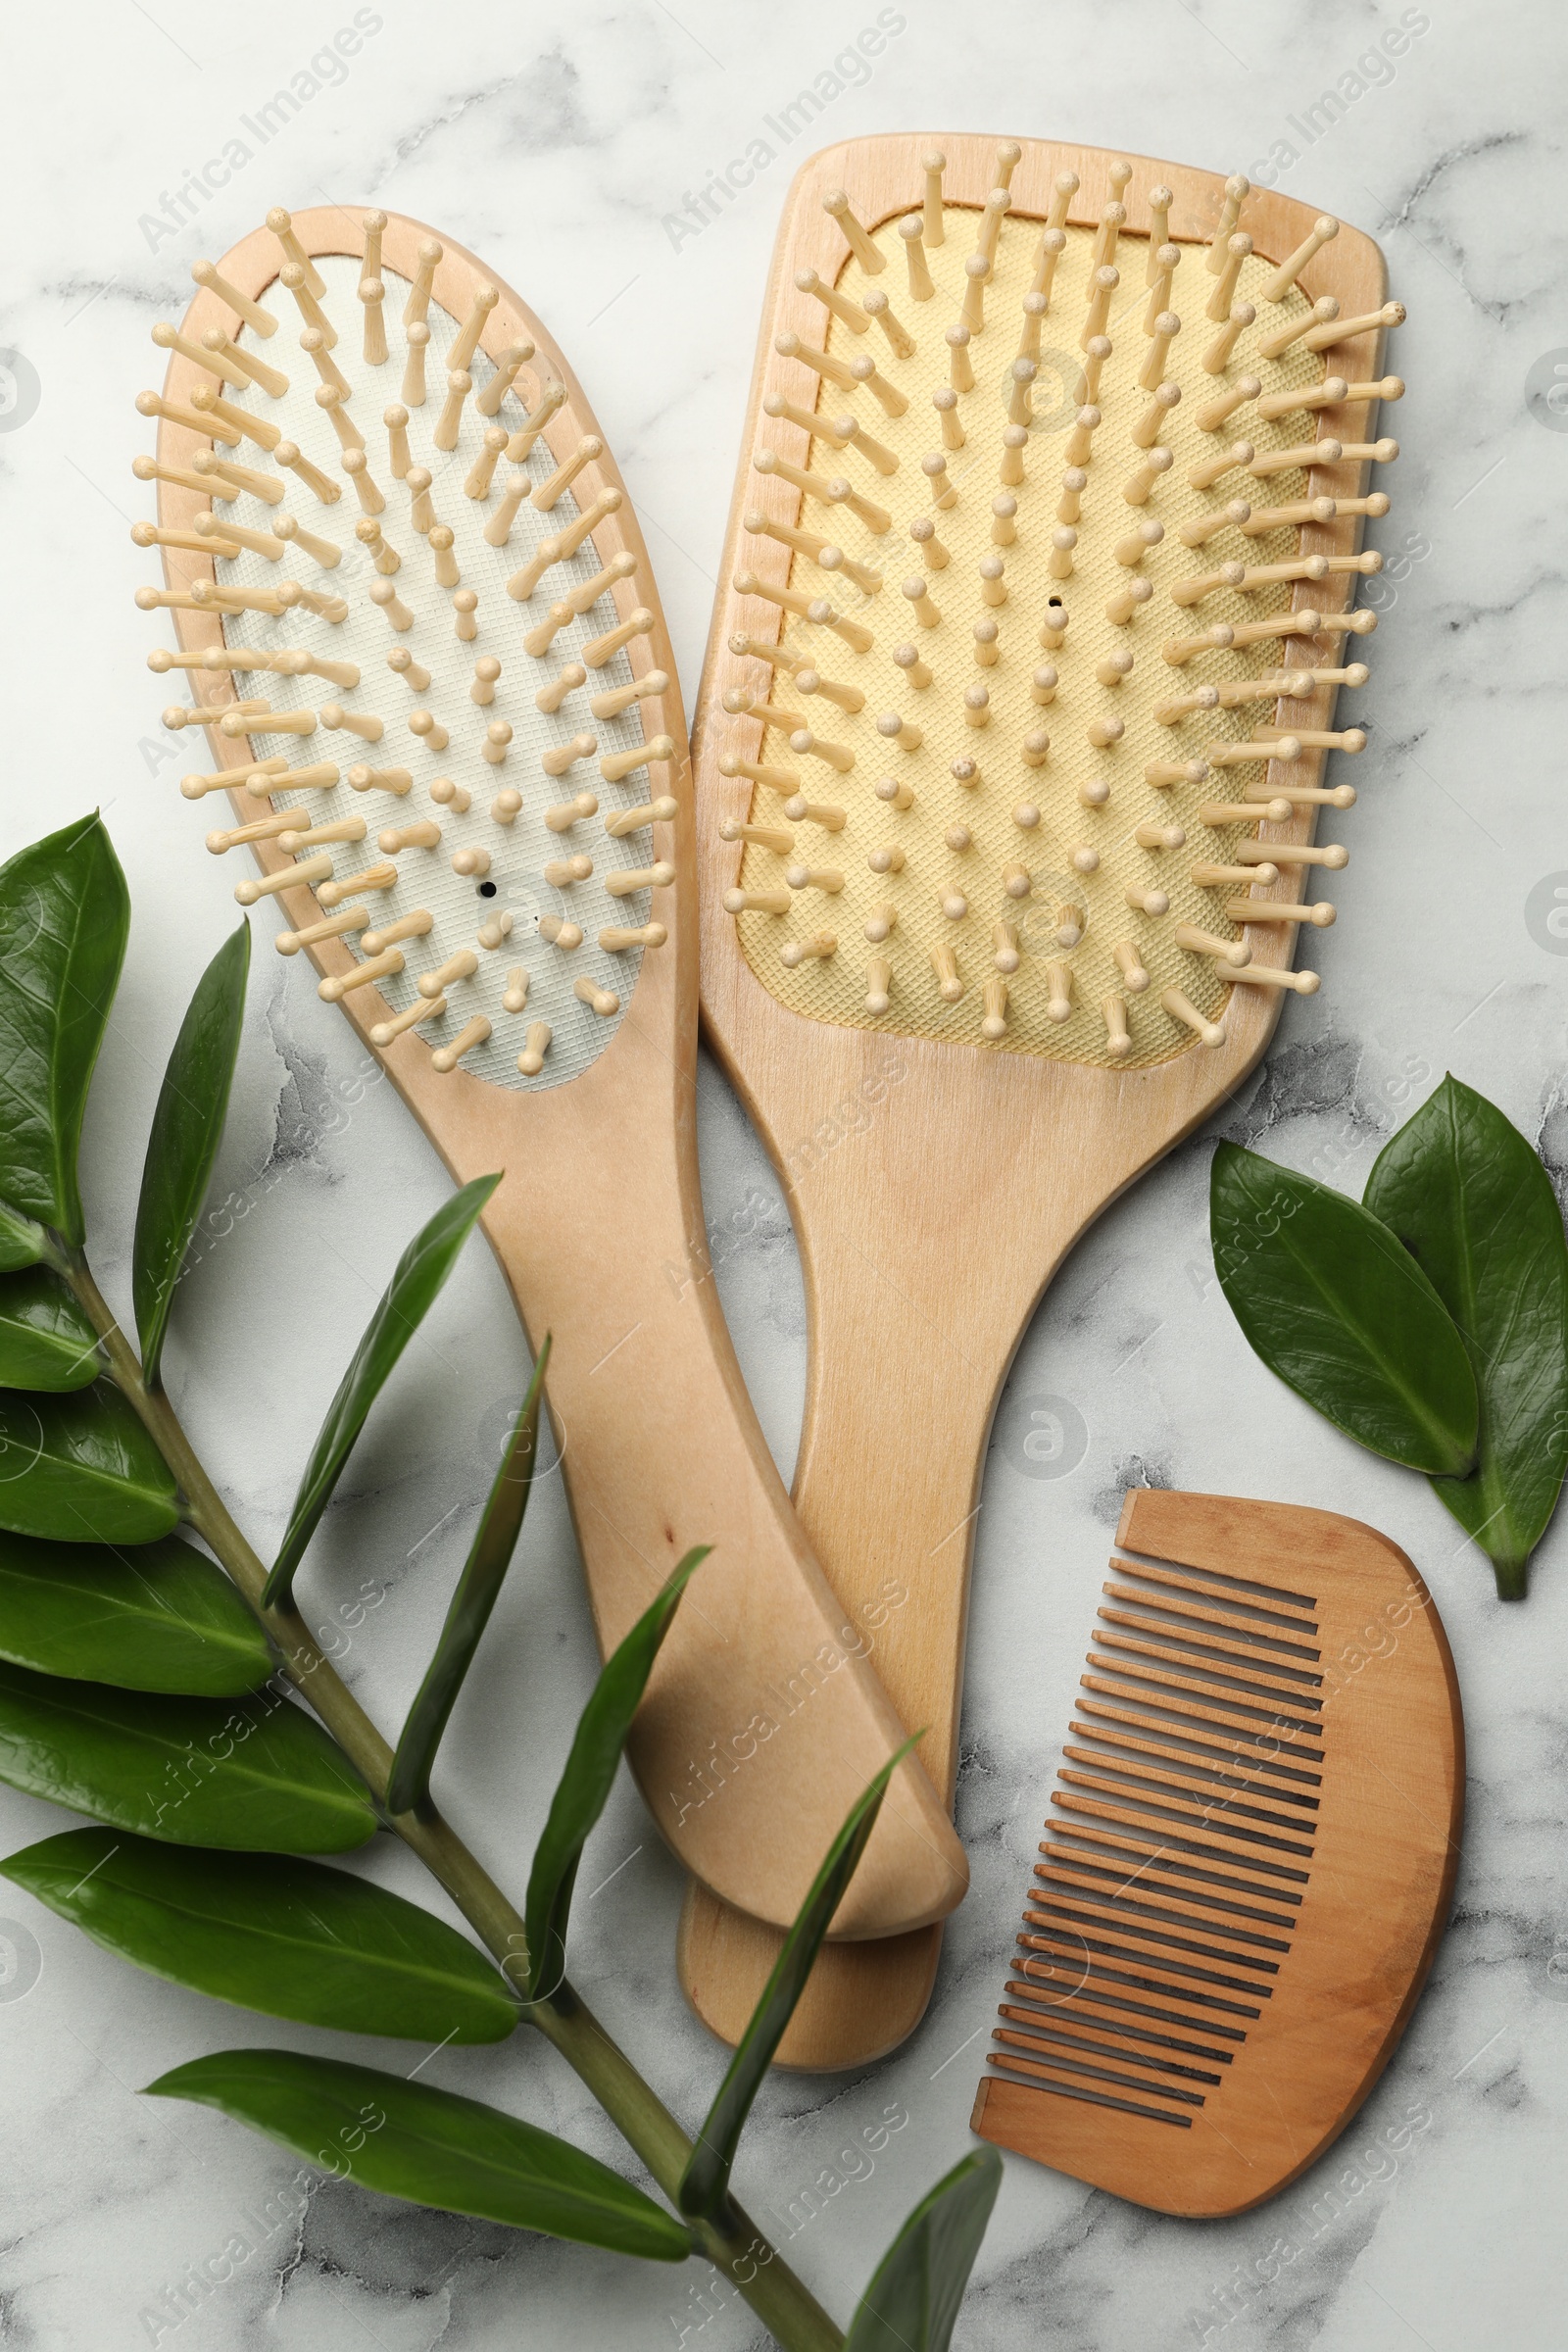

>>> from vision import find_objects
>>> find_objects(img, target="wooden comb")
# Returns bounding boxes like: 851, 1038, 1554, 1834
971, 1488, 1462, 2215
134, 205, 966, 1943
681, 138, 1403, 2063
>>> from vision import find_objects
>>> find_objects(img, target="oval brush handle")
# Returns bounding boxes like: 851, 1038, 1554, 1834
472, 1152, 968, 1942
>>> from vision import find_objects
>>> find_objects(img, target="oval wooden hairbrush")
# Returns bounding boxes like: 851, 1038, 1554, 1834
682, 139, 1402, 2063
134, 204, 966, 1942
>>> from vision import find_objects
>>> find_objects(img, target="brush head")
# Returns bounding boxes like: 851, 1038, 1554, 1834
708, 157, 1398, 1069
141, 213, 680, 1092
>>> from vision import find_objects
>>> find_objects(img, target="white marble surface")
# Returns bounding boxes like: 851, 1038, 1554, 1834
1, 3, 1566, 2345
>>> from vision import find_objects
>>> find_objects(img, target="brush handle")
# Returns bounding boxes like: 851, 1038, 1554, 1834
787, 1040, 1099, 1800
672, 1238, 1063, 2065
452, 1086, 968, 1943
791, 1212, 1061, 1807
677, 1040, 1095, 2065
673, 1254, 1043, 2067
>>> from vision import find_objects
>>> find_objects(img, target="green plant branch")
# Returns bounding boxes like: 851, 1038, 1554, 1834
60, 1250, 843, 2352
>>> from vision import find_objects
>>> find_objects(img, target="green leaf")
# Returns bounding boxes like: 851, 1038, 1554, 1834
845, 2148, 1003, 2352
5, 1829, 518, 2042
133, 920, 250, 1387
524, 1543, 708, 2001
0, 1268, 100, 1391
264, 1174, 502, 1607
0, 1200, 48, 1273
0, 1528, 270, 1692
0, 1664, 375, 1850
678, 1737, 918, 2224
0, 1382, 179, 1543
147, 2050, 692, 2260
0, 814, 130, 1245
1210, 1142, 1479, 1476
388, 1340, 551, 1820
1365, 1075, 1568, 1597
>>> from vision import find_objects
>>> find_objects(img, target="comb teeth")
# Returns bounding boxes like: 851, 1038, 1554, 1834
989, 1550, 1326, 2128
714, 162, 1401, 1069
141, 215, 678, 1092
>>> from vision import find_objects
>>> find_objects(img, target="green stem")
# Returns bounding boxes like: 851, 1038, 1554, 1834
64, 1257, 843, 2352
1492, 1554, 1529, 1602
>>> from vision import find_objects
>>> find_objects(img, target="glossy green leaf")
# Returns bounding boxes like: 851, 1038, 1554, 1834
678, 1737, 917, 2224
1365, 1076, 1568, 1597
1210, 1142, 1479, 1476
0, 1382, 179, 1543
0, 1200, 48, 1273
265, 1174, 502, 1607
5, 1829, 518, 2041
0, 1268, 100, 1391
0, 814, 129, 1245
523, 1543, 708, 2000
845, 2148, 1003, 2352
0, 1663, 374, 1850
0, 1528, 270, 1692
388, 1340, 551, 1820
133, 920, 250, 1387
147, 2049, 691, 2260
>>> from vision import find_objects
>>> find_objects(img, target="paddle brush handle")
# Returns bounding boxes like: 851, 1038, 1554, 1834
790, 1246, 1047, 1808
672, 1157, 1080, 2067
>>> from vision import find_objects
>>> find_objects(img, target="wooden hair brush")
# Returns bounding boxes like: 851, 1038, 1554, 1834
133, 205, 967, 1944
972, 1488, 1461, 2215
682, 139, 1403, 2064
